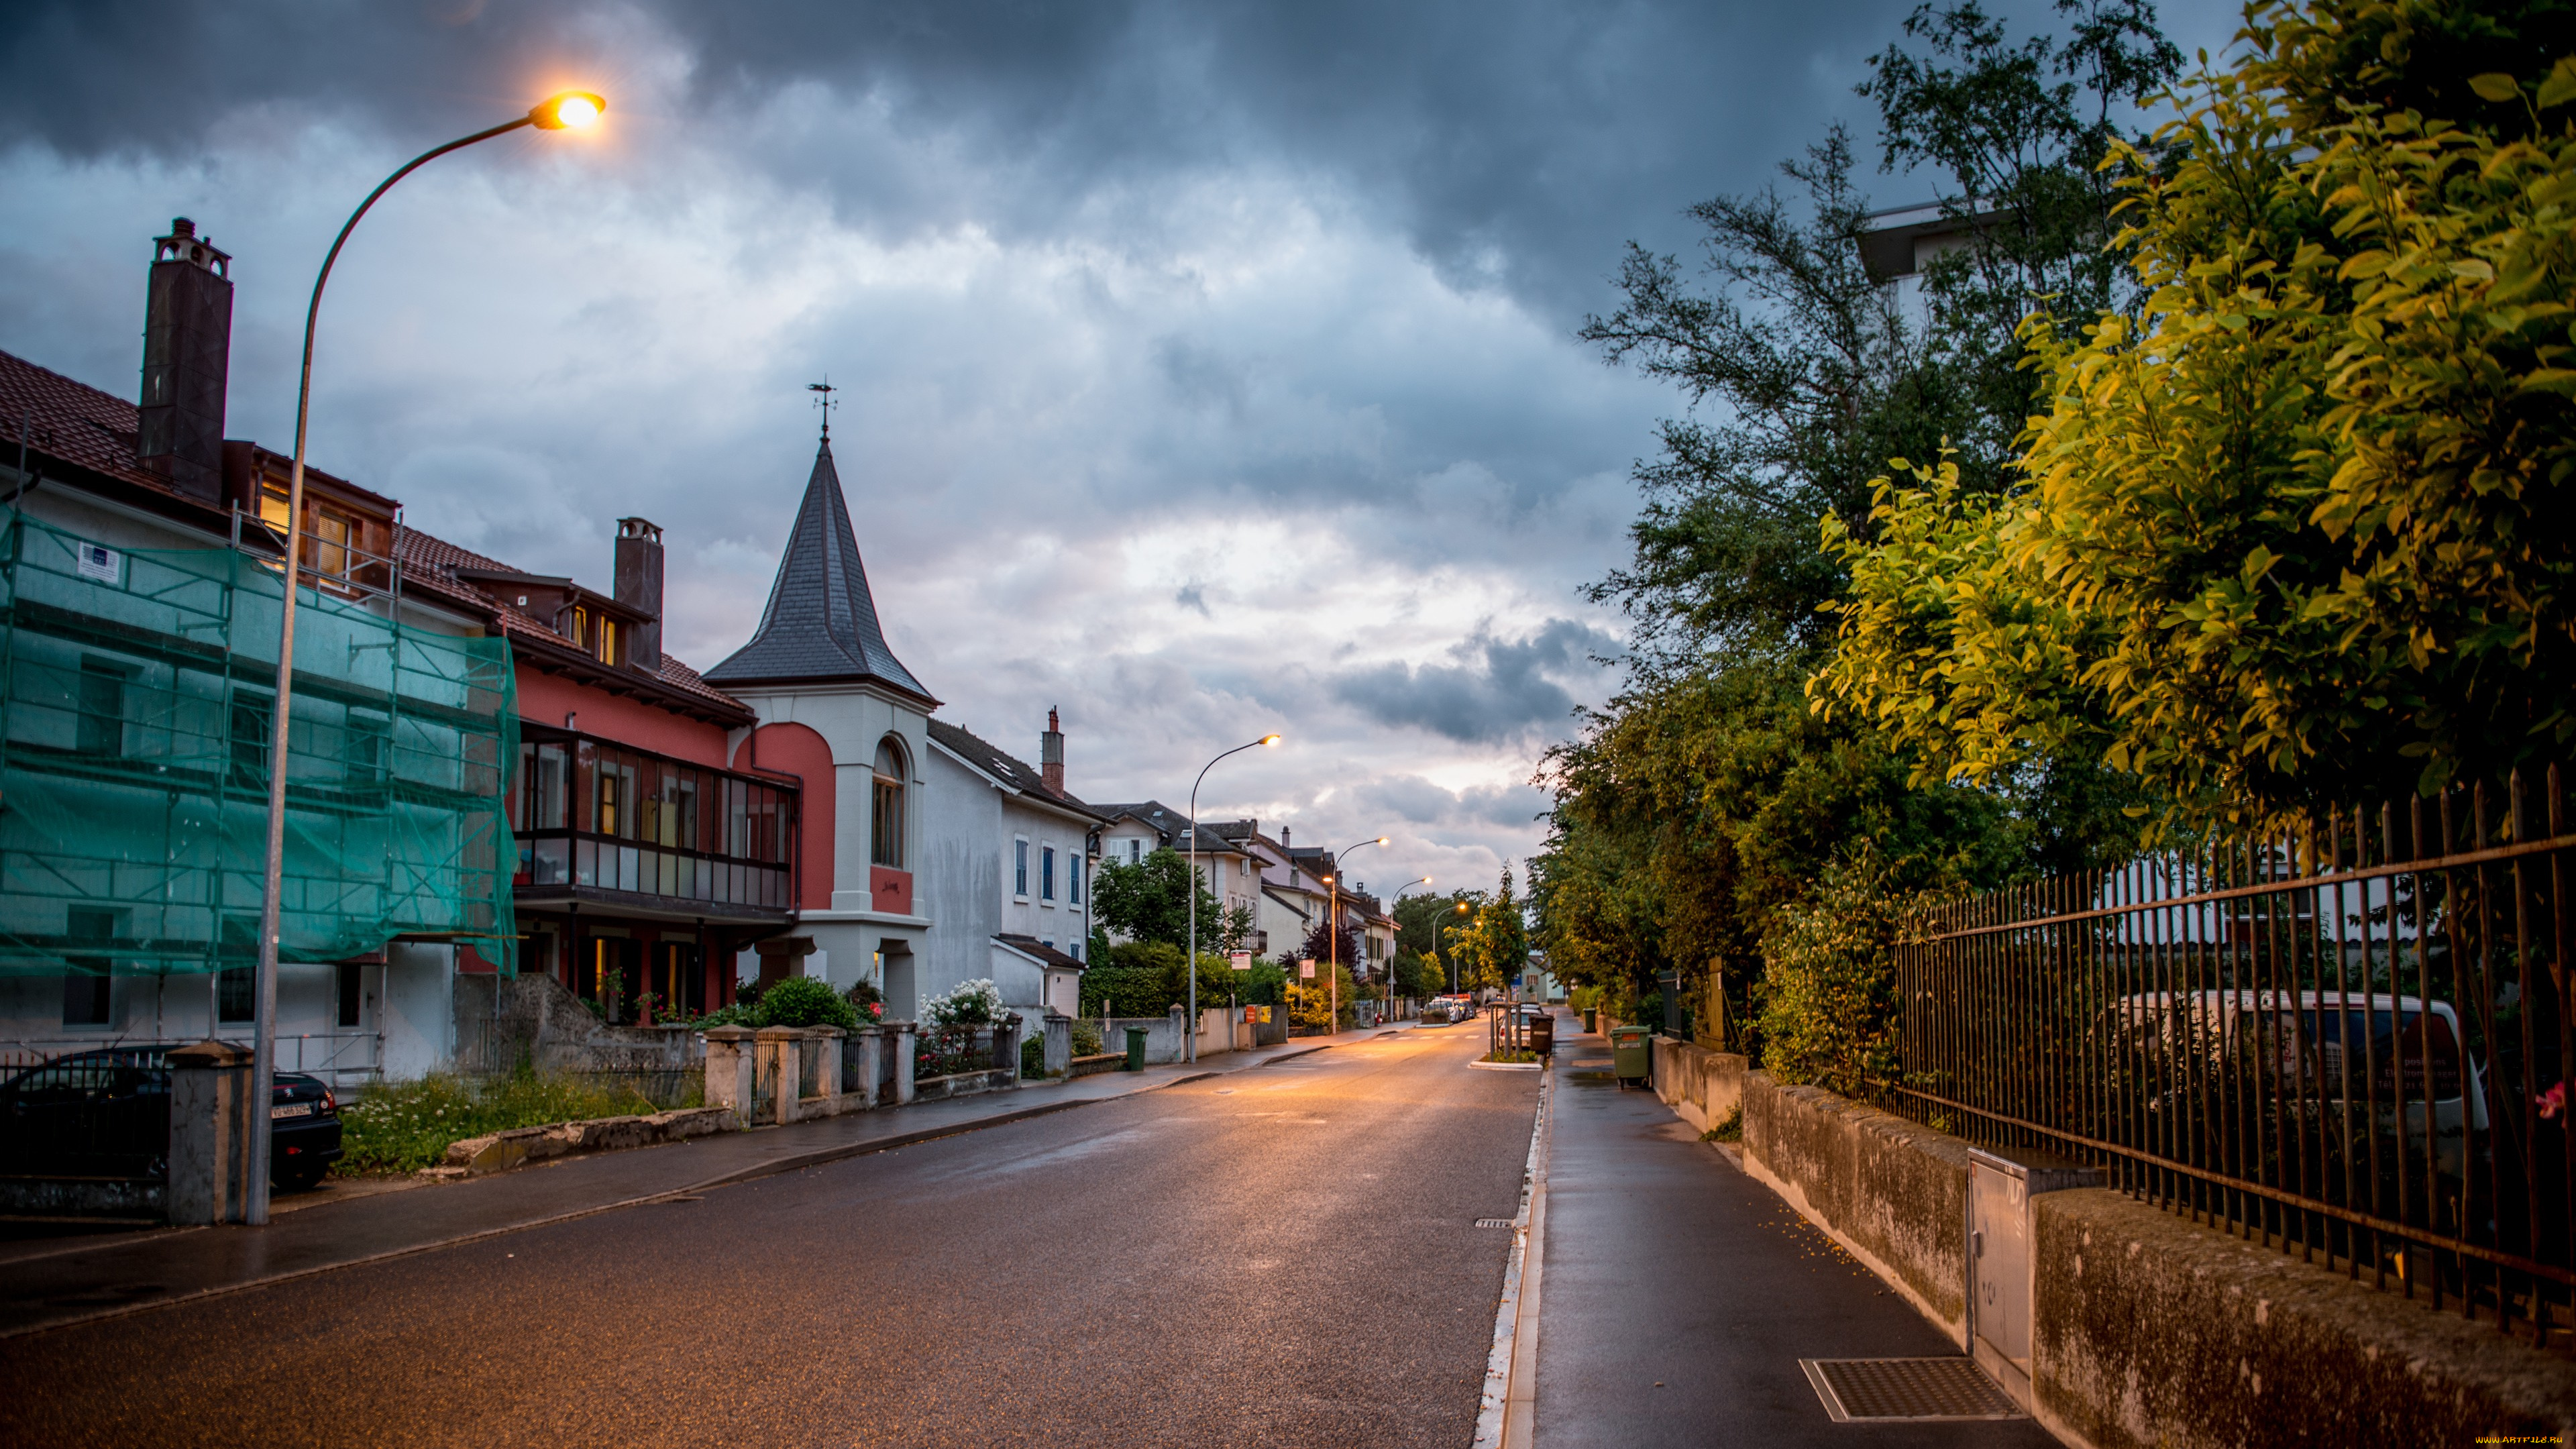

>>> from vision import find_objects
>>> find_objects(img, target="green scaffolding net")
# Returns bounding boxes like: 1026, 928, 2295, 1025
0, 505, 517, 978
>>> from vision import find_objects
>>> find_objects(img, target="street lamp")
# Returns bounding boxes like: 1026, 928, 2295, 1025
1322, 837, 1387, 1032
1382, 877, 1431, 1022
246, 89, 606, 1225
1185, 732, 1280, 1063
1437, 901, 1472, 995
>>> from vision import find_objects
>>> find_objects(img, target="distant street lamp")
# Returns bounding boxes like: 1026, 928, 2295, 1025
1438, 902, 1473, 995
1382, 877, 1431, 1021
1185, 733, 1280, 1063
246, 90, 606, 1226
1321, 837, 1387, 1032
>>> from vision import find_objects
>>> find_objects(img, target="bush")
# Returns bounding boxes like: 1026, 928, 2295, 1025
757, 975, 860, 1030
1070, 1020, 1105, 1056
1756, 848, 1913, 1101
921, 978, 1002, 1027
1021, 1035, 1046, 1079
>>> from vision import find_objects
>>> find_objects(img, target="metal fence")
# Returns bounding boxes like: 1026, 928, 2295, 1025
1894, 766, 2573, 1347
1, 1030, 381, 1083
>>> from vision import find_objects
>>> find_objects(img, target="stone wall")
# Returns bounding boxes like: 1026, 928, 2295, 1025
1644, 1034, 2576, 1446
452, 971, 695, 1077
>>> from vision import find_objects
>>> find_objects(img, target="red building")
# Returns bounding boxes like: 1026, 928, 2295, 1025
399, 519, 800, 1022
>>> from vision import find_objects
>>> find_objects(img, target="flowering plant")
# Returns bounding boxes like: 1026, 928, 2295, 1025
921, 977, 1003, 1028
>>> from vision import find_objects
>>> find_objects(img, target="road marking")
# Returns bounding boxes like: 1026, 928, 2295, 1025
1473, 1065, 1551, 1449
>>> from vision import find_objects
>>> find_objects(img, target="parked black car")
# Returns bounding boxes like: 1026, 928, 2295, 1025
0, 1046, 343, 1190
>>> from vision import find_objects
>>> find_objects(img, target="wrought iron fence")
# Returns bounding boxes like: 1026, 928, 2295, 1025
1895, 767, 2573, 1347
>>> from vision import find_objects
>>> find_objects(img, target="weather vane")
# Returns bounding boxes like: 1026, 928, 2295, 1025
807, 378, 839, 439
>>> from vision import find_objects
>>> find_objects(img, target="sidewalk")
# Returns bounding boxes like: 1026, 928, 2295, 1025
1529, 1019, 2056, 1448
0, 1024, 1401, 1341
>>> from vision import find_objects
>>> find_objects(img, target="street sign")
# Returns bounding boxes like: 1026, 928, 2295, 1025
1230, 951, 1252, 971
1298, 957, 1315, 979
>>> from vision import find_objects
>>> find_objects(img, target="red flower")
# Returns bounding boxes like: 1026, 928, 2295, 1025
2539, 1082, 2566, 1122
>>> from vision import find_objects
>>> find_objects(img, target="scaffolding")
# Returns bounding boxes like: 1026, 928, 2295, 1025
0, 505, 517, 978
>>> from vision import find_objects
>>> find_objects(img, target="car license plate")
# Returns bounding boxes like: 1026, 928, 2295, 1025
271, 1102, 313, 1120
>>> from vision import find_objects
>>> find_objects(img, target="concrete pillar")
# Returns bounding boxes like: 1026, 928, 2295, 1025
754, 1026, 802, 1125
810, 1026, 845, 1114
1167, 1004, 1185, 1065
853, 1028, 883, 1108
1043, 1012, 1071, 1076
890, 1021, 917, 1106
166, 1039, 254, 1226
703, 1026, 755, 1124
990, 1018, 1020, 1089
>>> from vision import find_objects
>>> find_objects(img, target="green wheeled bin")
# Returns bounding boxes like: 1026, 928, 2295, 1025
1124, 1026, 1148, 1072
1611, 1024, 1652, 1088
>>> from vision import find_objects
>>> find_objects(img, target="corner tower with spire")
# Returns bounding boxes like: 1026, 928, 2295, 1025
707, 410, 939, 1012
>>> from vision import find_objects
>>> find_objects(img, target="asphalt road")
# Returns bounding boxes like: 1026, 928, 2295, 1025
0, 1026, 1538, 1449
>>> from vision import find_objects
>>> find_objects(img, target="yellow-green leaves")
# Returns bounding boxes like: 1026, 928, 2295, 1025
1815, 10, 2576, 823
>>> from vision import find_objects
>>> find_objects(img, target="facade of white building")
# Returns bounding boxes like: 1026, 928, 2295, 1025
919, 713, 1099, 1030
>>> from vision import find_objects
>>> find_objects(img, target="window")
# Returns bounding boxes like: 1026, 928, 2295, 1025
76, 658, 127, 758
308, 506, 354, 582
218, 965, 254, 1023
1070, 857, 1083, 906
62, 907, 117, 1027
228, 692, 271, 788
1041, 845, 1057, 902
596, 616, 619, 666
871, 739, 906, 868
571, 606, 590, 653
1014, 838, 1030, 898
336, 961, 364, 1028
344, 708, 388, 784
1128, 839, 1141, 864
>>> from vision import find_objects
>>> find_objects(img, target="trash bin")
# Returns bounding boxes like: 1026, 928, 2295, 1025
1529, 1013, 1554, 1058
1611, 1024, 1652, 1087
1580, 1008, 1597, 1034
1124, 1026, 1148, 1072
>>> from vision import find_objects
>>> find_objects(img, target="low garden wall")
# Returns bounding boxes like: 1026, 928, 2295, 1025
1645, 1034, 2576, 1447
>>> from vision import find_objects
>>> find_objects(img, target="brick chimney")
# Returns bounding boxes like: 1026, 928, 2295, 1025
137, 218, 233, 502
1040, 707, 1065, 795
613, 517, 663, 672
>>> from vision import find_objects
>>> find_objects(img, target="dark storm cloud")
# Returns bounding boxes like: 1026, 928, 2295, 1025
0, 0, 1958, 319
1333, 618, 1611, 744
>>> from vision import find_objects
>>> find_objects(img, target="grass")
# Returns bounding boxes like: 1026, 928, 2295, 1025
1701, 1105, 1743, 1144
339, 1071, 688, 1175
1478, 1049, 1540, 1064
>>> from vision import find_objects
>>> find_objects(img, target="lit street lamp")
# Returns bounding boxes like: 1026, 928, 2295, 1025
1381, 877, 1431, 1022
247, 90, 606, 1225
1185, 733, 1280, 1063
1437, 901, 1472, 995
1321, 837, 1387, 1032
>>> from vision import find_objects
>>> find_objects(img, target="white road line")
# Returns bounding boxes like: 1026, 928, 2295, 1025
1472, 1065, 1552, 1449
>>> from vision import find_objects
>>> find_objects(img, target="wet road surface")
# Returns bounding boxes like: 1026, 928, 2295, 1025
1, 1026, 1536, 1448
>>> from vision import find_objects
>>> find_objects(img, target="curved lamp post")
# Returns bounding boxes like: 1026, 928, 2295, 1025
1184, 732, 1279, 1063
248, 90, 606, 1225
1436, 901, 1472, 994
1320, 837, 1387, 1032
1381, 877, 1430, 1022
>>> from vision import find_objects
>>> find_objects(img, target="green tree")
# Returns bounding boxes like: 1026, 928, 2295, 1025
1091, 848, 1222, 948
1456, 867, 1529, 994
1817, 3, 2576, 820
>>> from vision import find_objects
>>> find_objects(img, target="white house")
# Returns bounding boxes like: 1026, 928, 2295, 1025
1090, 802, 1263, 955
919, 712, 1101, 1031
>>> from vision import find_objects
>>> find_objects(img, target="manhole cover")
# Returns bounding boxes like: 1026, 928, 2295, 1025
1798, 1358, 2022, 1422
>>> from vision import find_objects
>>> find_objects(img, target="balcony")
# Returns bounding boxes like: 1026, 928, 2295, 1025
511, 725, 797, 922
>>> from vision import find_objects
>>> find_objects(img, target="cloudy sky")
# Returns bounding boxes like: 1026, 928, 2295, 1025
1, 0, 2239, 898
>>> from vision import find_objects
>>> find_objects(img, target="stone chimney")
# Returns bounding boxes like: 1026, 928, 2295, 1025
1040, 707, 1065, 795
613, 517, 663, 672
137, 219, 233, 502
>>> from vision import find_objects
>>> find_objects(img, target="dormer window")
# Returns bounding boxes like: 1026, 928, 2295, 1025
596, 616, 619, 667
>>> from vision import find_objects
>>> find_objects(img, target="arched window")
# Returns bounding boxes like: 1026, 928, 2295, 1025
871, 737, 906, 868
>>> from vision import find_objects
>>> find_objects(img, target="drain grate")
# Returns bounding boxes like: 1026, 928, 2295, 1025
1474, 1218, 1515, 1228
1798, 1358, 2023, 1422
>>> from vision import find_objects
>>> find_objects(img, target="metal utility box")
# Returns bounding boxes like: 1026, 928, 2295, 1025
1966, 1145, 2100, 1410
1611, 1025, 1652, 1085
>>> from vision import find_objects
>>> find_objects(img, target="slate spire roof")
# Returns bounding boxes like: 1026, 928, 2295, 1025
704, 437, 934, 703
